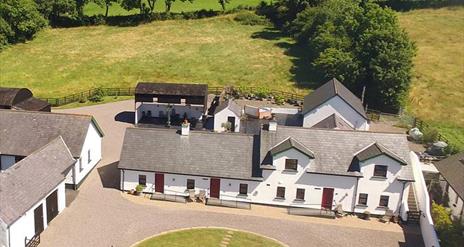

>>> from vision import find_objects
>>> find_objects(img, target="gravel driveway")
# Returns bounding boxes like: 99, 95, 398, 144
39, 100, 423, 247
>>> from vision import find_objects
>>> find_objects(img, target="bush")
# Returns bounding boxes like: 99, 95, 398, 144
422, 128, 439, 143
254, 87, 270, 99
88, 88, 105, 102
274, 95, 285, 105
234, 11, 270, 26
135, 184, 145, 193
431, 201, 464, 247
362, 210, 370, 220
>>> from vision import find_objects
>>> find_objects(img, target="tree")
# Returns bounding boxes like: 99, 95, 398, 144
218, 0, 229, 11
94, 0, 119, 17
120, 0, 145, 14
34, 0, 76, 20
0, 17, 14, 48
289, 0, 415, 111
0, 0, 47, 43
164, 0, 193, 13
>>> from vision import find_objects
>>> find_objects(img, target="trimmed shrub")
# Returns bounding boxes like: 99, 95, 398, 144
88, 88, 105, 102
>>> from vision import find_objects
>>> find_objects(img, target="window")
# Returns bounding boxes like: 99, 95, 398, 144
187, 179, 195, 190
276, 187, 286, 199
239, 184, 248, 195
138, 175, 146, 186
358, 193, 368, 206
87, 149, 92, 164
373, 165, 387, 177
79, 158, 83, 172
296, 188, 305, 201
285, 159, 298, 171
379, 195, 389, 207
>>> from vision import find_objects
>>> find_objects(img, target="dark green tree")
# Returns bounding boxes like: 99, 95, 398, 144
164, 0, 193, 13
0, 0, 46, 43
94, 0, 119, 17
120, 0, 144, 14
218, 0, 229, 11
34, 0, 76, 20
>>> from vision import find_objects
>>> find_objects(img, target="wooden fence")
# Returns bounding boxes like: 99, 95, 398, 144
40, 86, 305, 107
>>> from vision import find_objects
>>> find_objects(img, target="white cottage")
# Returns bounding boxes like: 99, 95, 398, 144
213, 100, 242, 132
0, 110, 104, 189
119, 123, 415, 218
302, 78, 369, 130
0, 137, 75, 247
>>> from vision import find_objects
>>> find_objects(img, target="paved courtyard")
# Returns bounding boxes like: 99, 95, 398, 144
40, 100, 424, 247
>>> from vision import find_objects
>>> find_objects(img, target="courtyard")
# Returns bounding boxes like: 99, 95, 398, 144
37, 100, 424, 247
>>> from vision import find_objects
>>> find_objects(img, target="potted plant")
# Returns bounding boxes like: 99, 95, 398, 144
135, 184, 145, 196
362, 210, 371, 220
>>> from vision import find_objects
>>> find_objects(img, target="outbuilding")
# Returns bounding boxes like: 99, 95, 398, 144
213, 99, 242, 132
0, 87, 50, 112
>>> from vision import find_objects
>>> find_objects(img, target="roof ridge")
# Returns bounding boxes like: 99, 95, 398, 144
128, 127, 254, 138
276, 125, 407, 136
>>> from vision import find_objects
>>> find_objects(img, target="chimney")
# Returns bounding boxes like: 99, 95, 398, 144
181, 120, 190, 136
268, 117, 277, 131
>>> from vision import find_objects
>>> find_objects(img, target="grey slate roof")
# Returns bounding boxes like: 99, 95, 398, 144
214, 99, 242, 116
270, 137, 314, 158
0, 110, 103, 158
302, 78, 368, 119
0, 137, 75, 226
435, 153, 464, 199
260, 126, 413, 180
354, 142, 407, 165
312, 113, 354, 130
118, 128, 261, 180
136, 82, 208, 96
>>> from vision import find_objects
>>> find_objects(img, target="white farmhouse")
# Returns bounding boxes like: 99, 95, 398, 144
302, 78, 369, 130
0, 110, 104, 189
0, 137, 75, 247
119, 123, 415, 218
213, 99, 242, 132
434, 152, 464, 223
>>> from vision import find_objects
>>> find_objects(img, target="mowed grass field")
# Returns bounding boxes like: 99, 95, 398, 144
0, 15, 300, 98
398, 6, 464, 149
85, 0, 267, 16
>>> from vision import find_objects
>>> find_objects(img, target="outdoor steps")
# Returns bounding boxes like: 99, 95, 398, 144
407, 186, 420, 224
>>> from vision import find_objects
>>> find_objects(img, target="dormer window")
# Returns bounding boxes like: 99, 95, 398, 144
373, 165, 387, 178
285, 159, 298, 171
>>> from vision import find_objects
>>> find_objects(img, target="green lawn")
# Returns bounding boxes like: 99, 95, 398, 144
54, 95, 133, 109
84, 0, 268, 16
0, 15, 302, 98
135, 228, 282, 247
398, 6, 464, 150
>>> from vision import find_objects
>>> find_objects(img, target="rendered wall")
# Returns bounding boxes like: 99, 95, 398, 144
73, 122, 102, 186
213, 108, 240, 133
0, 219, 8, 247
302, 96, 369, 130
8, 182, 66, 247
137, 103, 204, 120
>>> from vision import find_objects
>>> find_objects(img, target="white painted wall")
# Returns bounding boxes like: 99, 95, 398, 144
355, 155, 406, 215
0, 219, 7, 247
64, 122, 102, 187
446, 185, 464, 223
7, 181, 66, 247
213, 108, 240, 133
136, 103, 204, 122
302, 96, 369, 130
411, 152, 440, 247
0, 155, 16, 171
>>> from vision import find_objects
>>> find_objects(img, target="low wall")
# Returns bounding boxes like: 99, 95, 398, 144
410, 152, 440, 247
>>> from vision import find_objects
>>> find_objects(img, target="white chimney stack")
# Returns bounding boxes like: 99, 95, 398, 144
268, 119, 277, 131
181, 121, 190, 136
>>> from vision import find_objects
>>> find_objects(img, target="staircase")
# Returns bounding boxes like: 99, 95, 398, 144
407, 186, 421, 224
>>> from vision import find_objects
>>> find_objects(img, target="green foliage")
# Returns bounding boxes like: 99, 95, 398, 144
431, 201, 464, 247
274, 94, 285, 105
280, 0, 416, 112
218, 0, 230, 11
234, 11, 269, 25
0, 0, 47, 45
135, 184, 145, 192
34, 0, 77, 20
88, 88, 106, 102
422, 127, 439, 143
254, 87, 270, 99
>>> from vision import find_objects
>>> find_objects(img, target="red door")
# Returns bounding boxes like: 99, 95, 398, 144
210, 178, 220, 198
321, 188, 334, 209
155, 173, 164, 193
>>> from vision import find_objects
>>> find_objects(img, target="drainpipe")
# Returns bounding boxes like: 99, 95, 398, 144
351, 177, 360, 213
121, 169, 125, 191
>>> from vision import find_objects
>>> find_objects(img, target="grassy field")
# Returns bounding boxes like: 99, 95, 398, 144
84, 0, 267, 16
135, 228, 282, 247
398, 6, 464, 149
0, 15, 301, 98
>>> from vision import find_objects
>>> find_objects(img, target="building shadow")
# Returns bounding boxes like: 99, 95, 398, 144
398, 223, 425, 247
251, 27, 326, 90
97, 161, 120, 190
115, 111, 134, 124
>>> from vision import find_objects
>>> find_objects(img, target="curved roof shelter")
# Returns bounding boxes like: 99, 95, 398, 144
0, 87, 50, 112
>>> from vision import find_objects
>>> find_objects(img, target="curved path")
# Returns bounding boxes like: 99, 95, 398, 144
39, 100, 421, 247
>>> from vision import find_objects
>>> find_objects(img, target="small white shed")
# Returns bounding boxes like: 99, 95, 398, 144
213, 100, 242, 132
